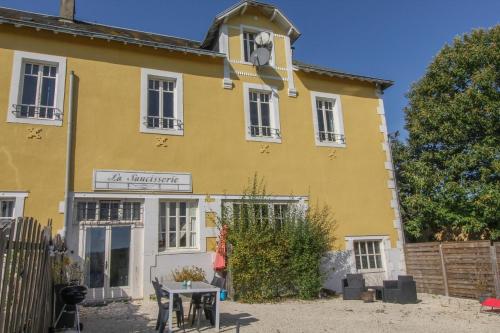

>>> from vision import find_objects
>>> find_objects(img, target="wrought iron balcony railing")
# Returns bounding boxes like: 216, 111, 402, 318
11, 104, 62, 120
249, 125, 281, 138
144, 116, 183, 130
318, 131, 345, 144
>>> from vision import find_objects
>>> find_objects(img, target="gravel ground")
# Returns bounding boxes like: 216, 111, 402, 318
80, 293, 499, 333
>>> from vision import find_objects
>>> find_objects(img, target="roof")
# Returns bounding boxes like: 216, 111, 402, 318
201, 0, 301, 49
293, 60, 394, 90
0, 7, 224, 58
0, 5, 393, 89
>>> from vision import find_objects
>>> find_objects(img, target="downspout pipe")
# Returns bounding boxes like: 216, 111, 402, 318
62, 71, 75, 238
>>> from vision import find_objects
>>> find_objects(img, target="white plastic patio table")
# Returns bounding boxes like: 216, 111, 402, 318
161, 281, 220, 332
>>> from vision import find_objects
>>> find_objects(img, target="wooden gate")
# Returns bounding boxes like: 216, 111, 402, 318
0, 218, 54, 333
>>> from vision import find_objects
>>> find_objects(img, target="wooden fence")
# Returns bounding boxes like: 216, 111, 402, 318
405, 241, 500, 299
0, 218, 55, 333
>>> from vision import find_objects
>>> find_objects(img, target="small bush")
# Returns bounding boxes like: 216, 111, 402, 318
221, 176, 335, 302
171, 266, 206, 282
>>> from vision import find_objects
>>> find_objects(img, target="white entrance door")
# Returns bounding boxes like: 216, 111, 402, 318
83, 225, 132, 300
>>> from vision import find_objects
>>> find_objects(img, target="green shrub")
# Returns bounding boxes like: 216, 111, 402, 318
171, 265, 206, 282
221, 176, 335, 302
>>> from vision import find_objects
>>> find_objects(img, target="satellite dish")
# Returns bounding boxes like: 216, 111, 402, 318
255, 31, 271, 47
250, 47, 271, 67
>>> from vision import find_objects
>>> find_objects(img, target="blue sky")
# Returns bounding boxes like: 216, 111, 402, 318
1, 0, 498, 138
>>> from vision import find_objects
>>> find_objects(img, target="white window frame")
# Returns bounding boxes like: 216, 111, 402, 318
229, 201, 291, 226
140, 68, 183, 136
310, 91, 345, 148
7, 51, 66, 127
345, 236, 389, 274
243, 82, 281, 143
0, 199, 15, 220
75, 200, 143, 224
158, 200, 199, 253
353, 240, 383, 270
240, 25, 275, 67
0, 192, 28, 220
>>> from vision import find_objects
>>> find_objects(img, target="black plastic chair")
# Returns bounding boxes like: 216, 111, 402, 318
342, 273, 366, 300
189, 276, 225, 329
152, 278, 185, 332
382, 275, 417, 304
152, 279, 169, 333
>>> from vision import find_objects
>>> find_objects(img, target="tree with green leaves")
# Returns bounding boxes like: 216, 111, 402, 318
220, 175, 335, 302
392, 26, 500, 242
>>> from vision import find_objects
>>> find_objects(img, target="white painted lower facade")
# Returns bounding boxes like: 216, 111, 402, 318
66, 191, 404, 300
322, 236, 406, 292
67, 192, 311, 300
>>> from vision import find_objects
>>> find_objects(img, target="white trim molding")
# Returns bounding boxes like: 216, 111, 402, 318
310, 91, 346, 148
7, 51, 67, 127
140, 68, 184, 136
345, 235, 391, 277
376, 88, 406, 273
0, 191, 29, 219
284, 36, 297, 97
230, 70, 286, 82
228, 60, 287, 72
243, 82, 281, 143
218, 24, 233, 90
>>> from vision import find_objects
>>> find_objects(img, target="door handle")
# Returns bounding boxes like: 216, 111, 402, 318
105, 260, 108, 270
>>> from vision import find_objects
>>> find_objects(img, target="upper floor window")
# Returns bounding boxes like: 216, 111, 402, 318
310, 91, 345, 147
0, 199, 15, 220
243, 31, 257, 62
140, 68, 184, 135
243, 83, 281, 143
147, 79, 179, 130
241, 27, 274, 66
7, 51, 66, 126
249, 91, 275, 137
18, 63, 58, 119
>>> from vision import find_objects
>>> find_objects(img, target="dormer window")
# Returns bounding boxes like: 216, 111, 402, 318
243, 31, 257, 62
240, 27, 274, 66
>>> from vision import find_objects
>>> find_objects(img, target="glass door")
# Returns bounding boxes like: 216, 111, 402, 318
84, 225, 132, 300
108, 226, 131, 298
84, 227, 106, 299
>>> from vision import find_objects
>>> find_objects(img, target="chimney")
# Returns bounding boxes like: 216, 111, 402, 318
59, 0, 75, 21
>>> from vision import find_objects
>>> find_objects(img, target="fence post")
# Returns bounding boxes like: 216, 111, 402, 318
490, 245, 500, 298
439, 244, 449, 296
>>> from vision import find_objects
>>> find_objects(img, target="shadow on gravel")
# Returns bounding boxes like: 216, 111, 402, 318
80, 301, 259, 332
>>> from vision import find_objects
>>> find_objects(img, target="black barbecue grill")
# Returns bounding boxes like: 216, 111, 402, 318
53, 284, 87, 332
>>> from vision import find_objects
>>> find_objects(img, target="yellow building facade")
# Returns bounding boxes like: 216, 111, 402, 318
0, 1, 405, 299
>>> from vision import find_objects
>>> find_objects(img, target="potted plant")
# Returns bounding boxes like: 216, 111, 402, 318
171, 265, 206, 282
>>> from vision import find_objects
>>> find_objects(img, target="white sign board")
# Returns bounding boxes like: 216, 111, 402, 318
94, 170, 192, 192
